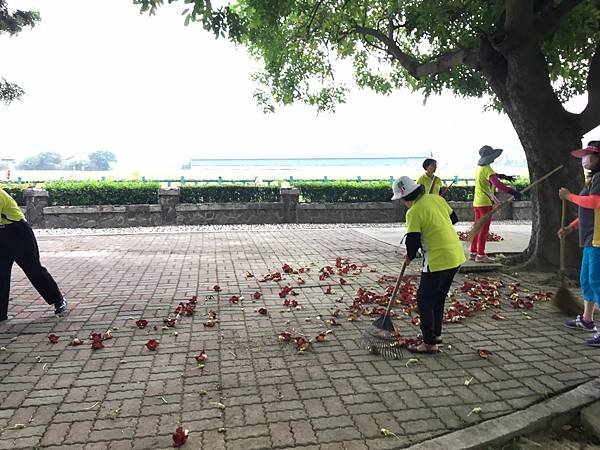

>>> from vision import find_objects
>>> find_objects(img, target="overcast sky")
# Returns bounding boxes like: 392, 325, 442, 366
0, 0, 597, 171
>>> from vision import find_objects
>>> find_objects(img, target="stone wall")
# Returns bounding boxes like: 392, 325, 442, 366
21, 188, 533, 228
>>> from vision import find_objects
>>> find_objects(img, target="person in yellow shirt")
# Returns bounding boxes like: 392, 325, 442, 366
471, 146, 520, 263
416, 158, 443, 195
392, 176, 465, 354
0, 188, 68, 322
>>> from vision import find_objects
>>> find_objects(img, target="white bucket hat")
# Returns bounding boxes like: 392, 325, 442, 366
391, 176, 420, 200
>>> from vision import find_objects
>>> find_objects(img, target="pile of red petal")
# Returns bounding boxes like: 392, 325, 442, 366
89, 330, 112, 350
174, 297, 197, 316
457, 231, 504, 242
278, 332, 311, 352
508, 283, 554, 309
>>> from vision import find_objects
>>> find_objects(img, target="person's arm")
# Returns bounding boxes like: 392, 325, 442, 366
490, 174, 521, 199
449, 211, 458, 225
569, 218, 580, 229
567, 193, 600, 209
405, 232, 422, 260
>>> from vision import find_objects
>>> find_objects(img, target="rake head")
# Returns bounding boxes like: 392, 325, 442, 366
358, 323, 404, 360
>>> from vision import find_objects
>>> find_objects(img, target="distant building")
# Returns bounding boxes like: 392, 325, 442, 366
0, 158, 16, 169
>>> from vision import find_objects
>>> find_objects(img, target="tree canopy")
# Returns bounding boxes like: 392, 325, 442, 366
135, 0, 599, 125
0, 1, 40, 104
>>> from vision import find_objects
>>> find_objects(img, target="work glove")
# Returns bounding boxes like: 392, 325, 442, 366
497, 174, 516, 182
508, 188, 521, 201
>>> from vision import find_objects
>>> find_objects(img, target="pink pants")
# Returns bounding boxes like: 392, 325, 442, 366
470, 206, 493, 255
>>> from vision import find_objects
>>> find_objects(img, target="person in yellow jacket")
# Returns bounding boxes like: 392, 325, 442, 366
392, 176, 465, 354
471, 146, 520, 263
416, 158, 443, 195
0, 188, 68, 322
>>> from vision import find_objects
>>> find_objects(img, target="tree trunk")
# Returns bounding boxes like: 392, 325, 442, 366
479, 35, 585, 270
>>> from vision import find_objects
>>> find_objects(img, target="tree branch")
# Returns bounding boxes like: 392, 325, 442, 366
535, 0, 587, 36
353, 25, 479, 79
579, 40, 600, 135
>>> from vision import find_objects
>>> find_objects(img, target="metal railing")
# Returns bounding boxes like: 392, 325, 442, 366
4, 175, 475, 187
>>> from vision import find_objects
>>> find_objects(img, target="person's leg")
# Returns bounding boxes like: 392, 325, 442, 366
12, 223, 63, 306
416, 271, 438, 346
470, 208, 482, 255
585, 247, 600, 346
0, 252, 14, 321
565, 247, 596, 330
433, 267, 459, 339
477, 207, 493, 256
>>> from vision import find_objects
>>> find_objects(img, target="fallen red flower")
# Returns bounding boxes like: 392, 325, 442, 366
294, 337, 310, 351
230, 295, 240, 304
164, 318, 177, 327
324, 286, 332, 294
172, 426, 189, 448
47, 334, 59, 343
478, 349, 493, 358
213, 285, 222, 292
203, 320, 216, 328
491, 312, 505, 320
90, 332, 103, 342
278, 331, 292, 342
91, 340, 104, 350
146, 339, 160, 351
253, 291, 262, 300
257, 307, 268, 315
315, 333, 326, 342
282, 263, 294, 274
135, 319, 148, 329
190, 295, 198, 304
339, 278, 347, 285
195, 351, 208, 363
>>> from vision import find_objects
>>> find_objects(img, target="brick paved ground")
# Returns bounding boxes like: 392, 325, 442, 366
0, 229, 598, 450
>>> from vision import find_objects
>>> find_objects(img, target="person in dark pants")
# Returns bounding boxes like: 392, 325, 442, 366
0, 188, 67, 322
391, 176, 465, 353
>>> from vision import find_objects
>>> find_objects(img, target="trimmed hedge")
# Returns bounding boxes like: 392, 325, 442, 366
293, 180, 530, 203
44, 180, 160, 206
180, 185, 280, 203
0, 183, 31, 206
292, 181, 391, 203
2, 179, 532, 206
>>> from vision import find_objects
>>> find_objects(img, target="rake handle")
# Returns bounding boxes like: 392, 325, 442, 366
492, 164, 564, 213
383, 258, 409, 318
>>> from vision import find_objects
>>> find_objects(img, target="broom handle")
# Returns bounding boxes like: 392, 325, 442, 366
491, 164, 564, 213
383, 259, 409, 317
560, 199, 566, 273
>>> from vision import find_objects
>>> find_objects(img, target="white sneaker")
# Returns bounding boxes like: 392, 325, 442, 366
475, 254, 496, 263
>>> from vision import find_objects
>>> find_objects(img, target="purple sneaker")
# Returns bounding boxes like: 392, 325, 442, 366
564, 315, 597, 332
586, 333, 600, 347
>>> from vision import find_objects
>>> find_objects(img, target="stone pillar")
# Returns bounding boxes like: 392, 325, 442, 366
159, 188, 180, 225
280, 187, 300, 223
23, 189, 49, 228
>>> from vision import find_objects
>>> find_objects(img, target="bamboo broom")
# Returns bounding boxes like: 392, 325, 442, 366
551, 199, 583, 315
466, 165, 564, 242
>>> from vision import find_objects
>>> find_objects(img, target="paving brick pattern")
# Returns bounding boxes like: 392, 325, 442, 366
0, 229, 598, 449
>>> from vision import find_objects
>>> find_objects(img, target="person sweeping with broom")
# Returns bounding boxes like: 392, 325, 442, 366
558, 140, 600, 346
392, 176, 465, 354
0, 187, 68, 322
470, 145, 521, 263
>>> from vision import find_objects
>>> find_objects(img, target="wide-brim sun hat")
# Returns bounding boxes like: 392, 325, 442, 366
478, 145, 503, 165
571, 143, 600, 158
391, 176, 420, 200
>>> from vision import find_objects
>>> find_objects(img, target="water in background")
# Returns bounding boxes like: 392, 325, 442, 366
4, 156, 529, 183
